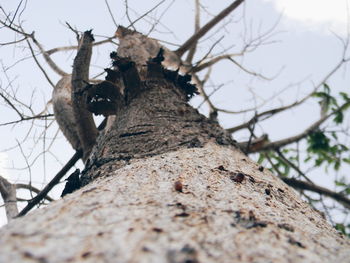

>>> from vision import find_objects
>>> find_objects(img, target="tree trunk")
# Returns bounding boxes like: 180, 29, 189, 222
0, 30, 349, 263
0, 143, 349, 262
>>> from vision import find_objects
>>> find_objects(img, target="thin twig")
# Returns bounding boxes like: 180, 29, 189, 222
185, 0, 201, 64
25, 38, 55, 88
16, 118, 107, 217
0, 114, 53, 126
251, 101, 350, 152
175, 0, 245, 57
16, 183, 54, 202
16, 150, 82, 217
275, 149, 313, 183
128, 0, 166, 30
104, 0, 118, 27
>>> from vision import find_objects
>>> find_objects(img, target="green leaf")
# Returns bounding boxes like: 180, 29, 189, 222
323, 83, 330, 93
257, 154, 265, 164
340, 92, 349, 101
333, 109, 343, 124
335, 180, 346, 187
335, 223, 346, 235
307, 131, 330, 152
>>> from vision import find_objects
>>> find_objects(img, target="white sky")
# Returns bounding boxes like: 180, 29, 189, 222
265, 0, 350, 35
0, 153, 9, 180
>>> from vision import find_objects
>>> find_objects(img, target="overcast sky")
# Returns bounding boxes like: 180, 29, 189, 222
0, 0, 349, 226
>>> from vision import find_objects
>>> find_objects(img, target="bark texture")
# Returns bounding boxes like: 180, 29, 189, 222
0, 143, 349, 263
81, 77, 233, 185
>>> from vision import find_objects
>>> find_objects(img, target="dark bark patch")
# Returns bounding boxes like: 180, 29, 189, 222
61, 169, 81, 197
216, 165, 228, 172
174, 181, 183, 192
147, 48, 165, 79
278, 223, 295, 232
142, 246, 151, 252
175, 212, 190, 218
288, 237, 306, 248
167, 245, 199, 263
84, 30, 95, 41
231, 210, 269, 229
230, 172, 245, 183
119, 131, 151, 138
22, 252, 47, 263
84, 74, 123, 116
162, 66, 199, 101
246, 221, 268, 229
82, 187, 98, 195
81, 252, 92, 258
152, 227, 163, 233
265, 188, 271, 195
180, 137, 202, 148
111, 54, 142, 103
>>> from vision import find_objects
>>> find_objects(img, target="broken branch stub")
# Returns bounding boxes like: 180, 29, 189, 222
112, 55, 142, 104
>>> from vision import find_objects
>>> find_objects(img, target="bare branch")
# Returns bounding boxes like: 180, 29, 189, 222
65, 22, 80, 41
0, 176, 18, 222
16, 119, 107, 217
71, 31, 98, 161
15, 184, 54, 202
191, 53, 236, 73
104, 0, 118, 27
25, 37, 55, 88
0, 114, 53, 126
275, 149, 313, 183
237, 134, 269, 153
192, 36, 224, 69
16, 150, 82, 217
226, 56, 350, 133
185, 0, 200, 64
30, 34, 69, 77
0, 90, 23, 119
124, 0, 136, 30
282, 178, 350, 209
227, 57, 271, 80
128, 0, 166, 30
175, 0, 245, 57
250, 101, 350, 153
0, 35, 27, 45
46, 37, 116, 56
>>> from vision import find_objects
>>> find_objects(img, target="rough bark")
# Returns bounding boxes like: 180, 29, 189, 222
0, 143, 349, 262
